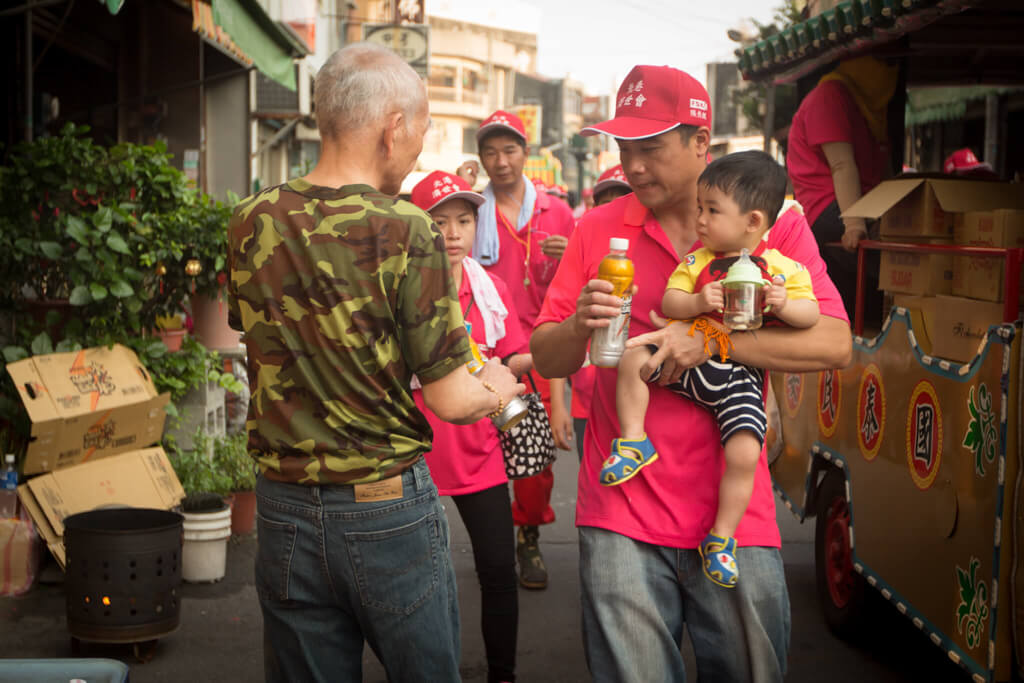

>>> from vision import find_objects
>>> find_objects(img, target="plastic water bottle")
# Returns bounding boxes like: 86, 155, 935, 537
589, 237, 634, 367
0, 454, 18, 519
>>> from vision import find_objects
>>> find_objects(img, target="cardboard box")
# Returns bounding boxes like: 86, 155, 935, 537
6, 344, 170, 475
890, 294, 935, 349
927, 295, 1005, 363
878, 240, 954, 295
952, 209, 1024, 302
16, 447, 184, 567
844, 178, 1024, 239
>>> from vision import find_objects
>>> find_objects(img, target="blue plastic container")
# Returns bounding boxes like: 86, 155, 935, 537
0, 658, 129, 682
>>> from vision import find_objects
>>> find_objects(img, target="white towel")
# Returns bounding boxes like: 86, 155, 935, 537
473, 175, 538, 266
409, 257, 508, 392
462, 256, 508, 349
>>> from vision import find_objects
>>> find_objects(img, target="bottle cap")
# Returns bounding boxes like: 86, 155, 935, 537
721, 248, 764, 287
609, 237, 629, 251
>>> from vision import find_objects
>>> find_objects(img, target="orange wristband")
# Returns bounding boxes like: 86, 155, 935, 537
687, 318, 733, 363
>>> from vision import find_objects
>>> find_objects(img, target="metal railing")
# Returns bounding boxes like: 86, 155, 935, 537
854, 240, 1023, 335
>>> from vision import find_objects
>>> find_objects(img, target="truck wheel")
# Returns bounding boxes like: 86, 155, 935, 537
815, 468, 870, 637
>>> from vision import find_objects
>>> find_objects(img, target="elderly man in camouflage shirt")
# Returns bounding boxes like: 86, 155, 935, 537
227, 43, 524, 683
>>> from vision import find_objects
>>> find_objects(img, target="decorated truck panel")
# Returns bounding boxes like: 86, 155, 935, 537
771, 307, 1021, 683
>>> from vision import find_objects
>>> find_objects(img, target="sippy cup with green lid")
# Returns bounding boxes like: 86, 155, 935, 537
721, 248, 770, 331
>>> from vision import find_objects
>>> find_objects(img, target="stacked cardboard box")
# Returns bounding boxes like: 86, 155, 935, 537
3, 345, 184, 575
845, 177, 1024, 362
952, 209, 1024, 302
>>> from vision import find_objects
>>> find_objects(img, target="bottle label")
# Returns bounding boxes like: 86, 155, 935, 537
589, 295, 632, 366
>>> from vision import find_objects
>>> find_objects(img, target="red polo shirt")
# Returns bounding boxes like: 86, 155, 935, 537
482, 191, 576, 329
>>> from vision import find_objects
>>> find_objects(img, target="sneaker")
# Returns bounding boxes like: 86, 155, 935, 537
599, 435, 659, 486
516, 525, 548, 589
699, 531, 739, 588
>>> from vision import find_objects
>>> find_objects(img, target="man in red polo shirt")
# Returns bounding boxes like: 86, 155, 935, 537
475, 110, 576, 589
531, 66, 851, 682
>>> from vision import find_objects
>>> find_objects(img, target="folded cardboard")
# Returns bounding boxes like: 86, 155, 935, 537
6, 344, 170, 475
878, 239, 954, 295
17, 447, 184, 567
926, 295, 1006, 363
952, 209, 1024, 302
844, 178, 1024, 239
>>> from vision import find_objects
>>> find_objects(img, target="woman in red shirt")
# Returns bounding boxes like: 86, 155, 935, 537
787, 56, 898, 325
410, 170, 532, 683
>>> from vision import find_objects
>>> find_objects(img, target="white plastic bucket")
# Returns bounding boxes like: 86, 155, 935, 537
181, 507, 232, 583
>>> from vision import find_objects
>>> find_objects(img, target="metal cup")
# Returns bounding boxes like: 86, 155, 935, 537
491, 394, 529, 432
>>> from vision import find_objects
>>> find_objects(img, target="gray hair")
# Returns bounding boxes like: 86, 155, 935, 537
314, 43, 426, 140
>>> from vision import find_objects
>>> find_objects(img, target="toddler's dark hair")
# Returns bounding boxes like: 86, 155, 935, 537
698, 150, 788, 225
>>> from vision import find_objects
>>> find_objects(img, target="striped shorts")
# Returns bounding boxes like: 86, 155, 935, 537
649, 351, 766, 446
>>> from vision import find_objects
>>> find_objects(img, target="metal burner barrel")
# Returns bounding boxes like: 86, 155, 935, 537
64, 508, 184, 643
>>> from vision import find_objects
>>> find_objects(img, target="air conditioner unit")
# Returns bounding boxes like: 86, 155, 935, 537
255, 59, 312, 116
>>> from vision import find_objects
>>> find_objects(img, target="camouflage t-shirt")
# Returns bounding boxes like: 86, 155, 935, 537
226, 179, 472, 485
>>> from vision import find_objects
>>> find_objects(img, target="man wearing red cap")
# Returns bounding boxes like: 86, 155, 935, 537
475, 109, 576, 590
532, 65, 851, 681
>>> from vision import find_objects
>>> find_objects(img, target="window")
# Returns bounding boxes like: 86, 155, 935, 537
566, 90, 583, 117
463, 127, 477, 154
429, 65, 456, 89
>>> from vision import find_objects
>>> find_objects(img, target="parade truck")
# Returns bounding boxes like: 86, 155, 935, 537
737, 1, 1024, 681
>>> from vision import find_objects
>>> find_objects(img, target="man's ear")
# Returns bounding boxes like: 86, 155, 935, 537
382, 111, 404, 160
692, 127, 711, 156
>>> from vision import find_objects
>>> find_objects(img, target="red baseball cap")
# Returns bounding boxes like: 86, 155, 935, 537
582, 65, 711, 140
943, 148, 995, 176
411, 170, 486, 213
593, 165, 631, 195
477, 110, 527, 144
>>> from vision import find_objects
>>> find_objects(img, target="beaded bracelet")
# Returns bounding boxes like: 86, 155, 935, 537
480, 380, 505, 418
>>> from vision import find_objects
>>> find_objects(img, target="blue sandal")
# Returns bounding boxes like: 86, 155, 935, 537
699, 532, 739, 588
600, 436, 659, 486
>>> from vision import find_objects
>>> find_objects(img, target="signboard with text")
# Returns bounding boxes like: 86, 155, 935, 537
362, 24, 429, 78
511, 104, 542, 147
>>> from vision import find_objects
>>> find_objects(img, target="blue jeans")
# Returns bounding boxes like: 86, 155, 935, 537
579, 526, 790, 683
255, 458, 460, 683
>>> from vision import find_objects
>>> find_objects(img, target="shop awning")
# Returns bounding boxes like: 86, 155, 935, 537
190, 0, 304, 90
738, 0, 981, 84
905, 86, 1023, 125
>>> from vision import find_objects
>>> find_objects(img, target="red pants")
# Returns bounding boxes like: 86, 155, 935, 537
511, 370, 556, 527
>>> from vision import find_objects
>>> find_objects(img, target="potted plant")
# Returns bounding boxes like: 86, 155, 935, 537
213, 432, 257, 535
167, 430, 233, 583
183, 192, 240, 351
0, 124, 190, 342
0, 124, 238, 353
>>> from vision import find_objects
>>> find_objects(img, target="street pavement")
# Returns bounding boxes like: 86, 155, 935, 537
1, 439, 970, 682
